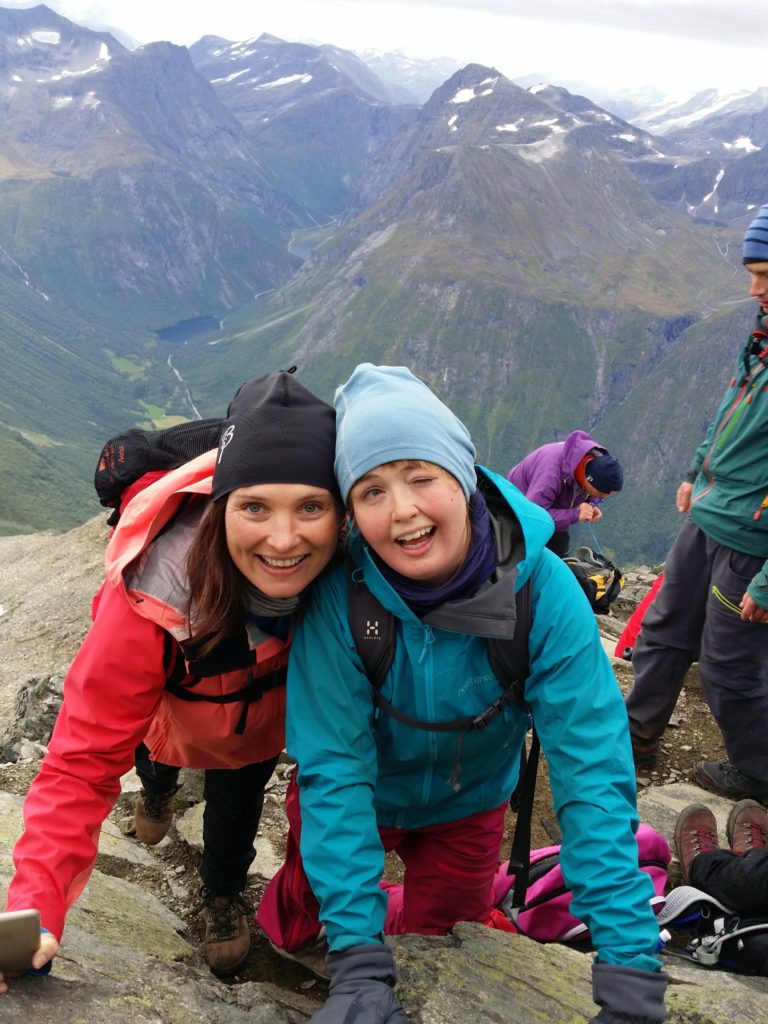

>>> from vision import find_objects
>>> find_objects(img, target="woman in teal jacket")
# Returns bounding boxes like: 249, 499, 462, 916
264, 364, 666, 1024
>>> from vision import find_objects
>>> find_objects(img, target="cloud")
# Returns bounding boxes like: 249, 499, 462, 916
356, 0, 768, 48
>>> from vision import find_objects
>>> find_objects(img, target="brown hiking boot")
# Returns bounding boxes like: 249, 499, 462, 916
674, 802, 720, 883
133, 787, 177, 845
631, 736, 659, 772
726, 799, 768, 855
201, 890, 251, 975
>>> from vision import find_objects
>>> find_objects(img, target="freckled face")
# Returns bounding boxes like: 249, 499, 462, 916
225, 483, 339, 597
349, 461, 471, 586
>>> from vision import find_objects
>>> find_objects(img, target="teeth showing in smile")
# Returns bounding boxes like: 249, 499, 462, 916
260, 555, 305, 568
397, 527, 433, 545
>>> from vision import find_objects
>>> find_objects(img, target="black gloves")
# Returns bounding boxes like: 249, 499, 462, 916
308, 942, 407, 1023
590, 962, 668, 1024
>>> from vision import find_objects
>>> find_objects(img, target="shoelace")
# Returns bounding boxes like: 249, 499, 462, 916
142, 790, 176, 819
690, 826, 719, 856
200, 891, 249, 941
736, 821, 768, 854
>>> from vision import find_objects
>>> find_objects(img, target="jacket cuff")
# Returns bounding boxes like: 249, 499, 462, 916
592, 962, 667, 1022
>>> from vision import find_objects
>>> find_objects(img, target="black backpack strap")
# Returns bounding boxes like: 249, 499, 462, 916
348, 568, 397, 690
161, 632, 285, 735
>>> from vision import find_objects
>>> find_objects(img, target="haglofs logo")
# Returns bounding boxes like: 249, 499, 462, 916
218, 424, 235, 463
364, 619, 380, 639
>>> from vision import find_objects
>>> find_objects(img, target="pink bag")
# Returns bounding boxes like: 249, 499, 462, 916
488, 823, 670, 943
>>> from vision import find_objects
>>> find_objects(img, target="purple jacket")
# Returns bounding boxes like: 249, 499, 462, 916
506, 430, 607, 532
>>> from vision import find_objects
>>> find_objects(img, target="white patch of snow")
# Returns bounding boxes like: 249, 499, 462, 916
211, 67, 250, 84
731, 136, 760, 154
11, 74, 22, 82
38, 61, 108, 83
613, 133, 637, 142
98, 43, 111, 62
255, 73, 312, 89
448, 113, 459, 131
479, 88, 494, 97
594, 112, 612, 122
530, 118, 559, 127
701, 168, 725, 204
32, 31, 60, 45
748, 203, 757, 210
496, 118, 525, 133
52, 95, 74, 109
450, 87, 477, 104
529, 83, 548, 94
516, 135, 565, 163
82, 91, 100, 110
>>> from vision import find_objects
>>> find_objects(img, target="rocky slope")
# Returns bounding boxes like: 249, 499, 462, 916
1, 516, 766, 1021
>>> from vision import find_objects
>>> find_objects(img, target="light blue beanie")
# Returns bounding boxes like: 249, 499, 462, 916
743, 204, 768, 264
334, 364, 477, 504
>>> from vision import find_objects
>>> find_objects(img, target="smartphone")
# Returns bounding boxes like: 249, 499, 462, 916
0, 909, 41, 974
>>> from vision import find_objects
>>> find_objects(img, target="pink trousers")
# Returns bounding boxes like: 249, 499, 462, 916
257, 777, 508, 950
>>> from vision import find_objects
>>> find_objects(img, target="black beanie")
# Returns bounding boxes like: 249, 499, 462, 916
211, 370, 340, 502
585, 454, 624, 493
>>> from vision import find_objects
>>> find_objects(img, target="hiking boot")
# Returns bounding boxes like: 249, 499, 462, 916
133, 786, 178, 845
674, 802, 720, 883
726, 798, 768, 855
201, 889, 251, 975
694, 761, 768, 802
631, 736, 659, 772
269, 928, 330, 980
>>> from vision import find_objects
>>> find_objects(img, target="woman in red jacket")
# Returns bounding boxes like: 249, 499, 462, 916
1, 369, 341, 986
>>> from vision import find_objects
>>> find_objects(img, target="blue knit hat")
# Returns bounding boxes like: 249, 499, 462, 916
334, 364, 477, 505
743, 204, 768, 264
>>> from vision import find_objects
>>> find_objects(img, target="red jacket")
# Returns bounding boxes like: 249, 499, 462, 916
6, 452, 288, 939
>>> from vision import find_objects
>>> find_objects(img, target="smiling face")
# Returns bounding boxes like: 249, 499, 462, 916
747, 261, 768, 312
349, 460, 471, 586
225, 483, 339, 598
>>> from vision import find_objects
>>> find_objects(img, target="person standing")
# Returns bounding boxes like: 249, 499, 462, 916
506, 430, 624, 556
625, 204, 768, 798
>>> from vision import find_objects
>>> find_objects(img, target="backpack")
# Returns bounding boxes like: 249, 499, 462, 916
94, 418, 223, 525
564, 545, 624, 615
487, 823, 670, 943
94, 417, 280, 727
658, 886, 768, 975
348, 568, 545, 911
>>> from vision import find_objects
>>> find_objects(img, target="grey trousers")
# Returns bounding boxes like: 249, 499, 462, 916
625, 519, 768, 779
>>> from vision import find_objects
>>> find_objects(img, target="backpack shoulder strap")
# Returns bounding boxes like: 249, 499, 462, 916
348, 569, 397, 691
488, 577, 532, 701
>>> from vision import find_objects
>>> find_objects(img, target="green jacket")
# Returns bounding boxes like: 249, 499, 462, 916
688, 311, 768, 607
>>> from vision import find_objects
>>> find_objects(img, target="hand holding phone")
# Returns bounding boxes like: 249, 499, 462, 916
0, 909, 42, 975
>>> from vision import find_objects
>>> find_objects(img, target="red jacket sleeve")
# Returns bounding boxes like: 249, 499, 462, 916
5, 583, 166, 939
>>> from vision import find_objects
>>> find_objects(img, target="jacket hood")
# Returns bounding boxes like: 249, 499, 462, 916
351, 465, 554, 639
104, 450, 216, 637
560, 430, 606, 477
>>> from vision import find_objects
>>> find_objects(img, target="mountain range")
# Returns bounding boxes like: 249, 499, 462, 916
1, 4, 766, 563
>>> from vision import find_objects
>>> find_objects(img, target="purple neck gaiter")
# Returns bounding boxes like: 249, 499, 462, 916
372, 489, 497, 616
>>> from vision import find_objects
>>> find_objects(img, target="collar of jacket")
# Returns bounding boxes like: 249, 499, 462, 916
355, 468, 526, 641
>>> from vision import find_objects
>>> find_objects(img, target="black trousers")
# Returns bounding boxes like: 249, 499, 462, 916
625, 520, 768, 778
135, 743, 279, 896
690, 848, 768, 915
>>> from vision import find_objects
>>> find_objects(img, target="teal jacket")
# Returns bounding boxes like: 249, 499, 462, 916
688, 312, 768, 607
286, 467, 660, 969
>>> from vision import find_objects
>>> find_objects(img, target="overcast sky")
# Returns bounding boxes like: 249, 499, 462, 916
8, 0, 768, 99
